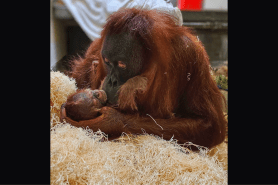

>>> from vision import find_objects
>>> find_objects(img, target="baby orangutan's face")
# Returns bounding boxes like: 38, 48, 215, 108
64, 89, 107, 121
73, 89, 107, 108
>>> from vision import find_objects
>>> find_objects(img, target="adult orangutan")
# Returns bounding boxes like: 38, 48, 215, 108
61, 8, 226, 150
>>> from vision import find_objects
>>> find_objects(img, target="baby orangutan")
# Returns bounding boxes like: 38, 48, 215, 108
62, 89, 107, 121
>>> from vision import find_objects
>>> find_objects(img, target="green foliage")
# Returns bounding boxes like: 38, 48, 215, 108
215, 75, 228, 90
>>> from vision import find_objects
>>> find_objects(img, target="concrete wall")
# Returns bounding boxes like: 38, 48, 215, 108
203, 0, 227, 11
50, 0, 67, 69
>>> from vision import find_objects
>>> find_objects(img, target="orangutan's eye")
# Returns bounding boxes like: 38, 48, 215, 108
118, 61, 126, 69
104, 58, 112, 66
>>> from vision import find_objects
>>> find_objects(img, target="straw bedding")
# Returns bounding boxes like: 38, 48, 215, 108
50, 71, 77, 127
50, 71, 227, 184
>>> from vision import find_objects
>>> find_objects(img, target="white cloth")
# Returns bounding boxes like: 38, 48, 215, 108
62, 0, 183, 40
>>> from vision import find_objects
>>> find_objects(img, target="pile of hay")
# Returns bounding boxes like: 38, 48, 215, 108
50, 71, 227, 184
50, 71, 77, 127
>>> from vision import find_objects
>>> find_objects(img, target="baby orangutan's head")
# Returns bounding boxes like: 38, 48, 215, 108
64, 89, 107, 121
